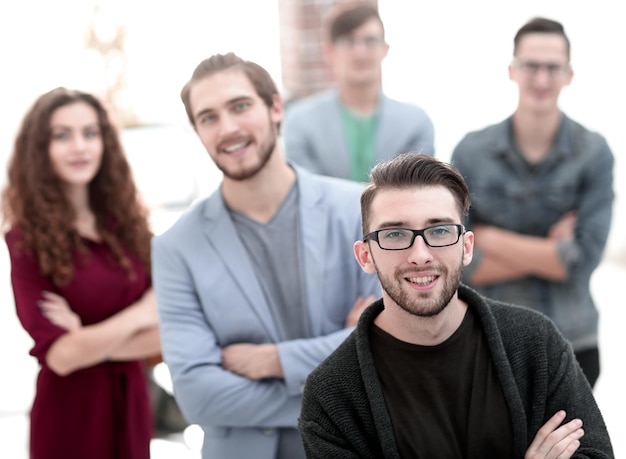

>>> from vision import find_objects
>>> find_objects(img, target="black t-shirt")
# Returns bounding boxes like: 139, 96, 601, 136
370, 307, 514, 458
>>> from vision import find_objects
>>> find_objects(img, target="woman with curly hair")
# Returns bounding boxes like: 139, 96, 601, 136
2, 87, 160, 459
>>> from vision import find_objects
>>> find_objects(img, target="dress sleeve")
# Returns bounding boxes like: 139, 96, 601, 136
5, 229, 67, 364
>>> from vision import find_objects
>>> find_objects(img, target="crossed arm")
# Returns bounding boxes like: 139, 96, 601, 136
222, 294, 376, 379
40, 289, 161, 376
7, 232, 161, 378
525, 411, 584, 459
302, 408, 585, 459
469, 212, 576, 285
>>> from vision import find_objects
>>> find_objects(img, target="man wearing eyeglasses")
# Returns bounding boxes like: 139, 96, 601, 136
282, 2, 434, 182
299, 153, 613, 458
451, 17, 614, 389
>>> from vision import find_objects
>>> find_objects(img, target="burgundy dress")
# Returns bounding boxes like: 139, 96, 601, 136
6, 229, 153, 459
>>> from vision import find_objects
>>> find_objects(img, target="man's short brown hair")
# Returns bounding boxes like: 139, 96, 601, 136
514, 17, 570, 60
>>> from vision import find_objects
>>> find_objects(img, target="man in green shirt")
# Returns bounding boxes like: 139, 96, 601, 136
283, 2, 434, 182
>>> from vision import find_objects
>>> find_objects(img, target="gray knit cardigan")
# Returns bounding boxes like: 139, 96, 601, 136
299, 284, 614, 458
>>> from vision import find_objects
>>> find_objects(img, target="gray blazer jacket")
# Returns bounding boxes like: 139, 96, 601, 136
282, 89, 435, 180
151, 165, 381, 458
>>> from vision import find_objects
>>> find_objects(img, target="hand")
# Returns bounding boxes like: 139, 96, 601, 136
548, 212, 577, 241
222, 343, 282, 380
525, 410, 584, 459
345, 295, 377, 328
38, 291, 82, 331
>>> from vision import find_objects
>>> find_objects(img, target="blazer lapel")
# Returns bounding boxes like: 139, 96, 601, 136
202, 192, 280, 340
296, 169, 327, 336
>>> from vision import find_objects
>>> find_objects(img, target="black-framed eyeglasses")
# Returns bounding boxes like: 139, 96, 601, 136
363, 224, 465, 250
512, 59, 570, 78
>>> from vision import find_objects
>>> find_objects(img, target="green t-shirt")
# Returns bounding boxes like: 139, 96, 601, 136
340, 106, 378, 183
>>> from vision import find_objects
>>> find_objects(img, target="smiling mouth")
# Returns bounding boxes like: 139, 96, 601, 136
221, 140, 251, 154
407, 275, 437, 286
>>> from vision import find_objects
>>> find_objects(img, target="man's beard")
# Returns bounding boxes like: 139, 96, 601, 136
218, 127, 276, 182
374, 257, 463, 318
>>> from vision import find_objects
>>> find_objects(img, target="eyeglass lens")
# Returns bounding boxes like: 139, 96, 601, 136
336, 35, 384, 49
377, 225, 461, 250
516, 60, 569, 77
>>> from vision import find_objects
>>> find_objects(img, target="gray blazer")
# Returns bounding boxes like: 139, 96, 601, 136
151, 165, 381, 458
282, 89, 435, 180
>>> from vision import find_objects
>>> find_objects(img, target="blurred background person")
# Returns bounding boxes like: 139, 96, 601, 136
282, 1, 434, 182
451, 17, 614, 389
2, 87, 161, 459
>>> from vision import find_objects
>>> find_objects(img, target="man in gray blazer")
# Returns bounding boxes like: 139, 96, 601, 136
282, 2, 434, 182
151, 52, 380, 459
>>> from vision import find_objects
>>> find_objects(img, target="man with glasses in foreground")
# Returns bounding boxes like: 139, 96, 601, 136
451, 17, 614, 389
299, 153, 613, 458
282, 1, 434, 182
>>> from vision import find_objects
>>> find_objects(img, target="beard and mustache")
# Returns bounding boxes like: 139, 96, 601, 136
214, 116, 277, 182
372, 254, 464, 318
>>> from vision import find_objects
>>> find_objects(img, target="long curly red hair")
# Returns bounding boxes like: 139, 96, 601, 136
1, 87, 153, 286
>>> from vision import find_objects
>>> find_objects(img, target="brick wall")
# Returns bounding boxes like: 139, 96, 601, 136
277, 0, 377, 104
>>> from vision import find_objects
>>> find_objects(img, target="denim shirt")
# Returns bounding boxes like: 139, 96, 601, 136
451, 114, 614, 351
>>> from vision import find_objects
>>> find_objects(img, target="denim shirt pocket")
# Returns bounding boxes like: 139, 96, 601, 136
542, 184, 578, 216
471, 183, 526, 229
